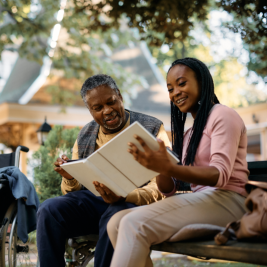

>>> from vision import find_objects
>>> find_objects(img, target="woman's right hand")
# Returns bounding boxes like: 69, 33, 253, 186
54, 154, 73, 180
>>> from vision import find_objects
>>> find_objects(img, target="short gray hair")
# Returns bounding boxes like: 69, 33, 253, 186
80, 74, 119, 107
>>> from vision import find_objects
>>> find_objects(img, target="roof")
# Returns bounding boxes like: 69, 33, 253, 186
112, 42, 170, 114
0, 57, 41, 104
0, 42, 171, 117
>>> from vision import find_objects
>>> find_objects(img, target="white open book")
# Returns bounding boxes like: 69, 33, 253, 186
61, 122, 179, 197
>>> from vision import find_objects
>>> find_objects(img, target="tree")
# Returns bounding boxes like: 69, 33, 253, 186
0, 0, 144, 107
218, 0, 267, 78
32, 125, 80, 202
1, 0, 266, 78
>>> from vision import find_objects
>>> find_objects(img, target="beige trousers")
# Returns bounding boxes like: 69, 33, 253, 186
107, 189, 247, 267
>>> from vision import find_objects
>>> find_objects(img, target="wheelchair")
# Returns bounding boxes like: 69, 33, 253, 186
67, 235, 97, 267
0, 146, 39, 267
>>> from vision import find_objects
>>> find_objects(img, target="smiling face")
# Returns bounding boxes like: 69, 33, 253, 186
167, 64, 201, 118
85, 85, 126, 134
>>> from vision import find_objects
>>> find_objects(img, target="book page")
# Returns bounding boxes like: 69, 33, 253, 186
97, 122, 179, 187
61, 160, 100, 196
61, 159, 128, 197
88, 153, 136, 196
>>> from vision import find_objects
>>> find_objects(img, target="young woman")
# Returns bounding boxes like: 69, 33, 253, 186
107, 58, 249, 267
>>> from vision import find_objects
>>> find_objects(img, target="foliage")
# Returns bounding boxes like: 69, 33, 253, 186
0, 0, 143, 107
0, 0, 57, 62
213, 58, 266, 107
72, 0, 210, 46
218, 0, 267, 78
1, 0, 266, 79
31, 125, 80, 202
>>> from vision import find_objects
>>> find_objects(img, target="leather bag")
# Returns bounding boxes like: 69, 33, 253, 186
215, 181, 267, 245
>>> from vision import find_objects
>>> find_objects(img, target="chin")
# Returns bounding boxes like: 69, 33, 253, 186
174, 105, 185, 113
103, 118, 123, 131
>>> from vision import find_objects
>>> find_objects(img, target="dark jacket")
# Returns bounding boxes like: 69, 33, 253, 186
0, 166, 40, 243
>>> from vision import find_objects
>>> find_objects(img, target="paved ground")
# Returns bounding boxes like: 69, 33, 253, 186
86, 251, 266, 267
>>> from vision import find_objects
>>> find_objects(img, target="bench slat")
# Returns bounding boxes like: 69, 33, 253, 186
151, 240, 267, 265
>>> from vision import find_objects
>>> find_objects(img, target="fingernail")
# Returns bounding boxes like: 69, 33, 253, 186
134, 134, 137, 138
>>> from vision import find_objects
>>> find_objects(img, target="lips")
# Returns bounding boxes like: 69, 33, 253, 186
104, 112, 120, 125
176, 97, 187, 106
105, 115, 118, 124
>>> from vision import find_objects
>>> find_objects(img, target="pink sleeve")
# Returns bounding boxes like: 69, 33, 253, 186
208, 108, 246, 188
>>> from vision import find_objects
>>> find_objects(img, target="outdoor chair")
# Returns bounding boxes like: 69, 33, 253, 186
67, 160, 267, 267
0, 146, 39, 267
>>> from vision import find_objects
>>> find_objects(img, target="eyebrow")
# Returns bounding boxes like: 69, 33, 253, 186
167, 76, 185, 86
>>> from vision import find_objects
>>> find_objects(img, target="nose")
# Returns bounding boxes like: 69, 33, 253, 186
103, 105, 113, 115
170, 86, 181, 101
173, 86, 181, 96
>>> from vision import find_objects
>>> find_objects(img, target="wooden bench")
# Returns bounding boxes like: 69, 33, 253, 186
68, 161, 267, 267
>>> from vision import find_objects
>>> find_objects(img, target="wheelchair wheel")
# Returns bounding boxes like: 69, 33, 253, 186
0, 201, 39, 267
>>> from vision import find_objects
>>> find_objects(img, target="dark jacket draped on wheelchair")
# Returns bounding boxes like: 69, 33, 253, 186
0, 166, 40, 243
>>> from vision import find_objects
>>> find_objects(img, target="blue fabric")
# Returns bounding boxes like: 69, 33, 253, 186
37, 190, 136, 267
0, 166, 40, 243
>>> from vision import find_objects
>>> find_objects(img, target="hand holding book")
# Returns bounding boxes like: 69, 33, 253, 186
93, 181, 124, 204
61, 122, 179, 197
128, 135, 173, 176
54, 154, 74, 180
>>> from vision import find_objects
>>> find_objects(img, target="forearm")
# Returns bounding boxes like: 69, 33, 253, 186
61, 178, 82, 195
156, 174, 174, 194
164, 164, 219, 186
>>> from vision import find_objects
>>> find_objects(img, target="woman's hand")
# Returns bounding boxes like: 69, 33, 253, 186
93, 181, 125, 204
128, 135, 173, 176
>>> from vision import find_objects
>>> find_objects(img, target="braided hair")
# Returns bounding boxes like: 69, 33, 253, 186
168, 58, 220, 167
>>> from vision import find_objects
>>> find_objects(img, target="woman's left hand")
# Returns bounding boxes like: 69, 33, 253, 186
128, 135, 173, 175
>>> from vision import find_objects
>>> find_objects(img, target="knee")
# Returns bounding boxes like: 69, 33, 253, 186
114, 212, 155, 245
107, 209, 130, 247
37, 197, 61, 221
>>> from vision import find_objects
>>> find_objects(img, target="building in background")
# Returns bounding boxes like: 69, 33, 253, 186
0, 42, 266, 176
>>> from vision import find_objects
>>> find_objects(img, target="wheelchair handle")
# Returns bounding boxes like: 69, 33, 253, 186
17, 146, 29, 153
15, 146, 29, 167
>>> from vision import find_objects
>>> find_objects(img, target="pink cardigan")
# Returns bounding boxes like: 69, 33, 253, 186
165, 104, 249, 197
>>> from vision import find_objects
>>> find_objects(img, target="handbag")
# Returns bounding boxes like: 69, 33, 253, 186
215, 181, 267, 245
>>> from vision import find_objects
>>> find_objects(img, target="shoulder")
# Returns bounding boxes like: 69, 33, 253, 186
206, 104, 246, 134
209, 104, 244, 124
77, 120, 98, 140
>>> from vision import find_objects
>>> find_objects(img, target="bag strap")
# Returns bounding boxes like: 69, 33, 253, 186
215, 221, 239, 245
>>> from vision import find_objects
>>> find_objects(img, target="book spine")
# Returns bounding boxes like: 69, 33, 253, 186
97, 151, 138, 188
84, 160, 128, 197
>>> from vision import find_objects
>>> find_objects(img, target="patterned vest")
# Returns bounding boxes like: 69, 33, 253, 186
77, 109, 163, 159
